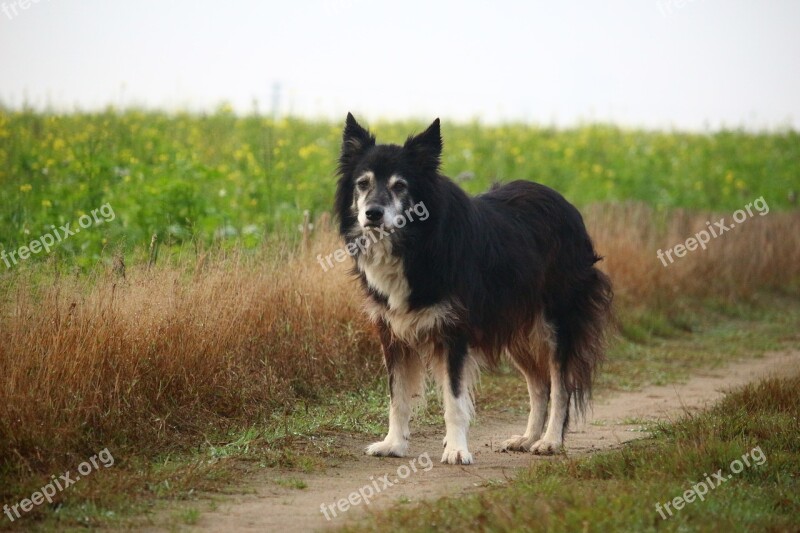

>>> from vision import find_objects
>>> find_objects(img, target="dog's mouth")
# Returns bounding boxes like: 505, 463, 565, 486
360, 222, 395, 236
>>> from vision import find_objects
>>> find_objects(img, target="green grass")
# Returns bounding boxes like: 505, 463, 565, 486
274, 478, 308, 490
1, 108, 798, 268
177, 507, 200, 526
345, 373, 800, 532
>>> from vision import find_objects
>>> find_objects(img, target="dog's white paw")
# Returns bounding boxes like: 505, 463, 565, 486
500, 434, 537, 452
530, 439, 563, 455
441, 447, 473, 465
366, 439, 408, 458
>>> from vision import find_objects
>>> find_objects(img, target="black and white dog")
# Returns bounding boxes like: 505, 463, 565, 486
335, 114, 612, 465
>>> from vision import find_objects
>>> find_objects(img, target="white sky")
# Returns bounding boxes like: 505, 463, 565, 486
1, 0, 798, 130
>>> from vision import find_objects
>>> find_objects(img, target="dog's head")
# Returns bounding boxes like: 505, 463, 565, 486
335, 113, 439, 237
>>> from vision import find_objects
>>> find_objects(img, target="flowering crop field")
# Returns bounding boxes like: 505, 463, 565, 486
1, 108, 798, 266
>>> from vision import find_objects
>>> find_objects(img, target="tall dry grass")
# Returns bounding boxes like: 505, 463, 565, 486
588, 202, 800, 304
0, 233, 378, 483
0, 204, 798, 487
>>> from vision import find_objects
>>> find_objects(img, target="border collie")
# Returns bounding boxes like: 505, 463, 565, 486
335, 114, 613, 465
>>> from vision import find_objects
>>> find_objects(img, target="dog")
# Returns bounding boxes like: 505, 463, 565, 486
335, 113, 613, 465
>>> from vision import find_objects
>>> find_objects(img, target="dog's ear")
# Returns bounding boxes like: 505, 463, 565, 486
339, 112, 375, 176
404, 118, 442, 172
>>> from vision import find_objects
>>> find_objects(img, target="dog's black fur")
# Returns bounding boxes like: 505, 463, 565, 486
335, 113, 612, 463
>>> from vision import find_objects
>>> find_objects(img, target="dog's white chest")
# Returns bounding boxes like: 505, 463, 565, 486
359, 240, 411, 311
359, 240, 453, 344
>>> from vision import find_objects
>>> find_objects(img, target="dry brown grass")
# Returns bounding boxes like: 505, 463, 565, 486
0, 232, 379, 487
0, 204, 798, 492
588, 203, 800, 305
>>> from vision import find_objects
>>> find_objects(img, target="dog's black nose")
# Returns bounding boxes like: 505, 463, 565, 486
365, 207, 384, 222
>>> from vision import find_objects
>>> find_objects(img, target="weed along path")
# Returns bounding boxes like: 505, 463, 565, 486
162, 351, 799, 532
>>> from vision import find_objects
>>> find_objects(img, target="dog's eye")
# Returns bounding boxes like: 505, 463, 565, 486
356, 179, 370, 191
392, 181, 407, 193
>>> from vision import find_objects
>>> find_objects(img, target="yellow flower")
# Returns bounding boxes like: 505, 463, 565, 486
298, 144, 321, 159
20, 184, 32, 193
41, 199, 52, 208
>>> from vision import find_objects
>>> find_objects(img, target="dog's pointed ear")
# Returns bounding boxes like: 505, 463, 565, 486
339, 112, 375, 176
404, 118, 442, 172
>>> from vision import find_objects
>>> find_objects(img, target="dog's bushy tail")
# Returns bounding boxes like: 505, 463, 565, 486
553, 261, 614, 418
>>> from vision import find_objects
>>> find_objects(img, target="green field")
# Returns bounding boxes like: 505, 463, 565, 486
1, 108, 798, 266
1, 109, 799, 531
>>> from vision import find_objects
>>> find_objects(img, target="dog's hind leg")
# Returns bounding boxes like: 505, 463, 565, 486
434, 335, 476, 465
531, 357, 569, 455
500, 368, 549, 452
502, 320, 554, 452
366, 322, 425, 458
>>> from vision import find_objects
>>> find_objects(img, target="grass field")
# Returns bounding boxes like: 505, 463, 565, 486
1, 110, 799, 530
1, 108, 799, 267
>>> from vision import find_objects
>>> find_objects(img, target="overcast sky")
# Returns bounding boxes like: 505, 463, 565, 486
1, 0, 798, 130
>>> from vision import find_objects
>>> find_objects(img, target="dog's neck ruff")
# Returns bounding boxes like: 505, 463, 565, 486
357, 238, 454, 345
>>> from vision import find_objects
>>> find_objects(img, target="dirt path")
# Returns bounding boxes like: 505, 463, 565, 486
169, 350, 799, 532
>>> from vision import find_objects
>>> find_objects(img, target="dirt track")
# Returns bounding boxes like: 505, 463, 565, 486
158, 350, 799, 532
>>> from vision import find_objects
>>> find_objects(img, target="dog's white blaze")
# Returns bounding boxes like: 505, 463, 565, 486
354, 171, 403, 229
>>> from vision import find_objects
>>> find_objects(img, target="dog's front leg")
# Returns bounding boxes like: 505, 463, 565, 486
438, 335, 475, 465
366, 321, 424, 458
